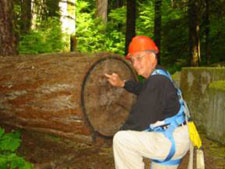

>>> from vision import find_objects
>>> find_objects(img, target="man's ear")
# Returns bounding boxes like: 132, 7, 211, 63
150, 53, 157, 66
148, 52, 155, 60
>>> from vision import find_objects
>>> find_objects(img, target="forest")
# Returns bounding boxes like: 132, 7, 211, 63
1, 0, 225, 73
1, 1, 225, 169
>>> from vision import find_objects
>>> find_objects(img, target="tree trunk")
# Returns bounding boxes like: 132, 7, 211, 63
0, 0, 18, 56
188, 0, 201, 66
31, 0, 47, 27
204, 0, 210, 64
154, 0, 162, 64
96, 0, 108, 23
46, 0, 60, 17
20, 0, 32, 33
125, 0, 136, 56
109, 0, 123, 10
116, 0, 124, 8
0, 53, 136, 142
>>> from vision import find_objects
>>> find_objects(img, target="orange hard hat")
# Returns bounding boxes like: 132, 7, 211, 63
126, 35, 159, 59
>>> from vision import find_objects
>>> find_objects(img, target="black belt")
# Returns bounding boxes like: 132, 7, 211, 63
159, 121, 187, 130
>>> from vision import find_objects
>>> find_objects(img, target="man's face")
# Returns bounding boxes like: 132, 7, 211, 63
130, 51, 157, 78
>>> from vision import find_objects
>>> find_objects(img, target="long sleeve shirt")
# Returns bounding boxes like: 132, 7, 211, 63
120, 66, 180, 131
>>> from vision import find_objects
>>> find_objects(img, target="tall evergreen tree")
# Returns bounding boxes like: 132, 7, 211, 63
115, 0, 124, 8
109, 0, 124, 10
188, 0, 201, 66
154, 0, 162, 64
204, 0, 210, 64
125, 0, 136, 55
21, 0, 32, 33
96, 0, 108, 23
0, 0, 18, 56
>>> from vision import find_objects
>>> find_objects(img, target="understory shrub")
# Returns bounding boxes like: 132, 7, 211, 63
0, 128, 33, 169
18, 17, 66, 54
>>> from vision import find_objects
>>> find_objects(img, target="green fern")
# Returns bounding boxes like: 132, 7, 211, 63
0, 128, 33, 169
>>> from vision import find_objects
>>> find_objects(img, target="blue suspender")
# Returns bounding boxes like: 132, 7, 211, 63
148, 69, 186, 166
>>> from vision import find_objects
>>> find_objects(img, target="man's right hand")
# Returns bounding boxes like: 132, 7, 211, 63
104, 73, 125, 88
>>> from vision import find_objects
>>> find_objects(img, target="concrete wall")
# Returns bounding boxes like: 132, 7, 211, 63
207, 85, 225, 144
179, 67, 225, 144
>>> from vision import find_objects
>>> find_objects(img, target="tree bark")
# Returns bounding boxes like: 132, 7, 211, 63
116, 0, 124, 8
96, 0, 108, 23
0, 0, 18, 56
0, 53, 136, 141
125, 0, 136, 56
188, 0, 201, 66
109, 0, 124, 10
154, 0, 162, 64
20, 0, 32, 33
46, 0, 60, 17
204, 0, 210, 64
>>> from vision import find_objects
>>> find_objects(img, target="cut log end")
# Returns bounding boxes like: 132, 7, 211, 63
81, 57, 136, 136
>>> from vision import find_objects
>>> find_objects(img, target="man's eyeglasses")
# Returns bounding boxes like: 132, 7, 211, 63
130, 53, 146, 65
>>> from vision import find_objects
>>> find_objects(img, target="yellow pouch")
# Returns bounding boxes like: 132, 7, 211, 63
187, 121, 202, 148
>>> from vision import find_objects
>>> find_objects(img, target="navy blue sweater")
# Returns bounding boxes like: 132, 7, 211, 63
121, 66, 180, 131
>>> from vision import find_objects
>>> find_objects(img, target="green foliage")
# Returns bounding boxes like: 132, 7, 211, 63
106, 7, 126, 54
160, 1, 189, 71
75, 0, 125, 55
46, 0, 61, 17
108, 6, 126, 29
0, 129, 20, 152
135, 0, 190, 72
13, 2, 22, 35
18, 17, 66, 54
207, 16, 225, 63
16, 0, 225, 67
0, 128, 33, 169
136, 1, 154, 37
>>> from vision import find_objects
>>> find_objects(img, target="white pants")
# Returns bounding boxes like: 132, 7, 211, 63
113, 125, 190, 169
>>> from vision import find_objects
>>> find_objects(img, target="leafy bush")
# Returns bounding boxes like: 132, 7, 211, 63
0, 128, 33, 169
18, 17, 66, 54
136, 0, 154, 37
75, 0, 125, 55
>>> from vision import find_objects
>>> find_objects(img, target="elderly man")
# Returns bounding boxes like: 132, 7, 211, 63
105, 36, 190, 169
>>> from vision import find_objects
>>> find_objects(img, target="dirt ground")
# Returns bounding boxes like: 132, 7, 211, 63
1, 125, 225, 169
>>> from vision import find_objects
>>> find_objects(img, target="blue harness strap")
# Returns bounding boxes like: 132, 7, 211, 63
148, 69, 186, 166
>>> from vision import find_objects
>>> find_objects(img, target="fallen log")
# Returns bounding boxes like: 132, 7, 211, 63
0, 52, 137, 143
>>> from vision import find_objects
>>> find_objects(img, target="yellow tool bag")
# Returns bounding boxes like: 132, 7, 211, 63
185, 120, 205, 169
187, 121, 202, 149
183, 101, 205, 169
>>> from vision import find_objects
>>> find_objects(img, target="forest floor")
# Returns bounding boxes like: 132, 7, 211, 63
2, 124, 225, 169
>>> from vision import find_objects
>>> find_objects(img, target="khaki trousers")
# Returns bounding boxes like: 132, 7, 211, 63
113, 125, 190, 169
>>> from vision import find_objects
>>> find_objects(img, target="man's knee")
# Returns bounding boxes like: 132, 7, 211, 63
113, 130, 127, 146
